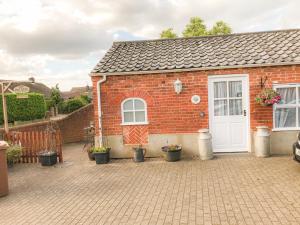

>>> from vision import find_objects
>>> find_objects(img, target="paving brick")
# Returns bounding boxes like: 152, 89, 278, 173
0, 143, 300, 225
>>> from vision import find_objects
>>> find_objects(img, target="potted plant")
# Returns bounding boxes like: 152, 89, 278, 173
132, 145, 146, 162
83, 143, 95, 161
38, 150, 57, 166
255, 88, 281, 106
161, 145, 182, 162
92, 146, 110, 164
6, 144, 22, 168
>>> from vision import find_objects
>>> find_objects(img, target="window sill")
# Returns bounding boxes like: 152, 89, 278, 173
272, 128, 300, 132
121, 122, 149, 126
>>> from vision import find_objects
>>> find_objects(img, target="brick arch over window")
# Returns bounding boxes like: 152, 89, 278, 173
112, 90, 155, 107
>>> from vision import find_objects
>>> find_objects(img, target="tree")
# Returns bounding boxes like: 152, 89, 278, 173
208, 21, 232, 35
50, 84, 63, 115
182, 17, 207, 37
160, 28, 178, 39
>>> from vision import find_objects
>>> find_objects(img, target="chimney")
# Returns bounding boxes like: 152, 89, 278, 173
28, 77, 35, 83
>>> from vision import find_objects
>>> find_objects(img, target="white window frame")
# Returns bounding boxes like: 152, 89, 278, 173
273, 83, 300, 131
121, 98, 148, 125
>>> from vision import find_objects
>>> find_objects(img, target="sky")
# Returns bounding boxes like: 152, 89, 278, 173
0, 0, 299, 91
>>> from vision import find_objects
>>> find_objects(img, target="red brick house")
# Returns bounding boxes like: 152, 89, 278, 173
91, 29, 300, 158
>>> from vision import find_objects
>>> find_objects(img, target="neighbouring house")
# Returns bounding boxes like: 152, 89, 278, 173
0, 77, 52, 98
91, 29, 300, 158
61, 86, 92, 100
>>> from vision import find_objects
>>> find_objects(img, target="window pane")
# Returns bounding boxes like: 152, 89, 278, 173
134, 99, 145, 110
214, 82, 227, 98
229, 99, 242, 115
277, 87, 296, 104
214, 100, 227, 116
123, 100, 134, 110
275, 108, 296, 128
135, 111, 146, 122
229, 81, 242, 97
124, 112, 134, 123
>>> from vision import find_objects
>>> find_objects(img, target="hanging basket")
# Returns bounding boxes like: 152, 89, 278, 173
255, 88, 281, 106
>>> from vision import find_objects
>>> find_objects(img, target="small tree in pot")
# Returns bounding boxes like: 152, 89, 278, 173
6, 144, 22, 168
92, 146, 110, 164
132, 145, 146, 162
38, 150, 57, 166
161, 145, 182, 162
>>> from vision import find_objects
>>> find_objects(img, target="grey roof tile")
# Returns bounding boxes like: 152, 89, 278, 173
92, 29, 300, 74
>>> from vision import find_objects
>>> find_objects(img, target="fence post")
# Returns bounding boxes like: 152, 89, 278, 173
0, 141, 9, 197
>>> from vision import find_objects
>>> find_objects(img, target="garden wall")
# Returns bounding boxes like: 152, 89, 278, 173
0, 104, 94, 144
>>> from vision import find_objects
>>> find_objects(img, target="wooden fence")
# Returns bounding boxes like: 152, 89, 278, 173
5, 129, 63, 163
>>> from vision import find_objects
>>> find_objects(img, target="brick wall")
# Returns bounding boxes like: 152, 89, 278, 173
92, 65, 300, 140
0, 104, 94, 144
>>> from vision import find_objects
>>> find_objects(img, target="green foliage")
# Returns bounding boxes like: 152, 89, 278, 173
0, 93, 46, 124
80, 95, 91, 104
50, 84, 63, 106
182, 17, 207, 37
60, 97, 85, 114
166, 145, 181, 151
45, 99, 55, 111
161, 17, 232, 38
91, 146, 110, 153
160, 28, 178, 39
6, 144, 22, 163
208, 21, 232, 35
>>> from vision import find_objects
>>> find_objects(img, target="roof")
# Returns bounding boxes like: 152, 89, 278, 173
0, 80, 52, 97
92, 29, 300, 75
61, 86, 92, 99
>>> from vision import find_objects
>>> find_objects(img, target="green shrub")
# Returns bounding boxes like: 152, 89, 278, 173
6, 144, 22, 163
91, 146, 110, 153
45, 99, 55, 111
80, 95, 92, 104
61, 98, 85, 114
0, 93, 46, 124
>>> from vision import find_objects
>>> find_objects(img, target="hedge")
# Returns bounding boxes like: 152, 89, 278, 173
0, 93, 46, 124
60, 97, 85, 114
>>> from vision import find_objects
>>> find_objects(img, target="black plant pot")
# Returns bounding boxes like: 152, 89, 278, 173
133, 148, 146, 162
94, 151, 110, 164
7, 160, 13, 168
39, 152, 57, 166
162, 146, 182, 162
88, 151, 95, 161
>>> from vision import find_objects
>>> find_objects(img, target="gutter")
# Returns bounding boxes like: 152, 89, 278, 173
95, 75, 107, 147
90, 62, 300, 77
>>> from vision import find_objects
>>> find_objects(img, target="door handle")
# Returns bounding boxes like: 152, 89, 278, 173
243, 110, 247, 116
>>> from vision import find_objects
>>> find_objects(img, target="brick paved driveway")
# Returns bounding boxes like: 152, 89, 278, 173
1, 143, 300, 225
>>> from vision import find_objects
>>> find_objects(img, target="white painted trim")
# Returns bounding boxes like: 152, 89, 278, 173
120, 122, 149, 126
208, 74, 250, 152
273, 83, 300, 131
96, 75, 107, 147
121, 98, 148, 125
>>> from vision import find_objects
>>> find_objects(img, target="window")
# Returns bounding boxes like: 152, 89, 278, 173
273, 84, 300, 130
121, 98, 148, 125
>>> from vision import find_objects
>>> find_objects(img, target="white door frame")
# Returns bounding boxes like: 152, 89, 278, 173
208, 74, 251, 152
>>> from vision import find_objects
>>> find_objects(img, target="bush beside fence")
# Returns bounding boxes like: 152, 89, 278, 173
0, 93, 46, 124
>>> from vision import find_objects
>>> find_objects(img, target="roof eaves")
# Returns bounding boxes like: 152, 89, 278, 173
90, 61, 300, 76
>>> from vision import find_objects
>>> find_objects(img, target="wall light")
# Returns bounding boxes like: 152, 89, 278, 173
174, 79, 182, 94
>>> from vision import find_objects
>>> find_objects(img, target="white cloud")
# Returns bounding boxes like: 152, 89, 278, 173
0, 0, 299, 90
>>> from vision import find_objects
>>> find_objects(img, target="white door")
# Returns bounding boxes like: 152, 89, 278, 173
208, 75, 249, 152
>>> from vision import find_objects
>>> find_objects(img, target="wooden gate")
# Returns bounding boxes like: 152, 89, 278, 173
5, 129, 63, 163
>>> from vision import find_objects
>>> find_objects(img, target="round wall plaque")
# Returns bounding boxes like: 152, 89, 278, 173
191, 95, 201, 104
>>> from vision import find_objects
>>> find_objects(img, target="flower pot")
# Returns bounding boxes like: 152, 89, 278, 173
88, 151, 95, 161
162, 146, 182, 162
7, 160, 13, 168
94, 151, 110, 164
39, 152, 57, 166
133, 148, 146, 162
